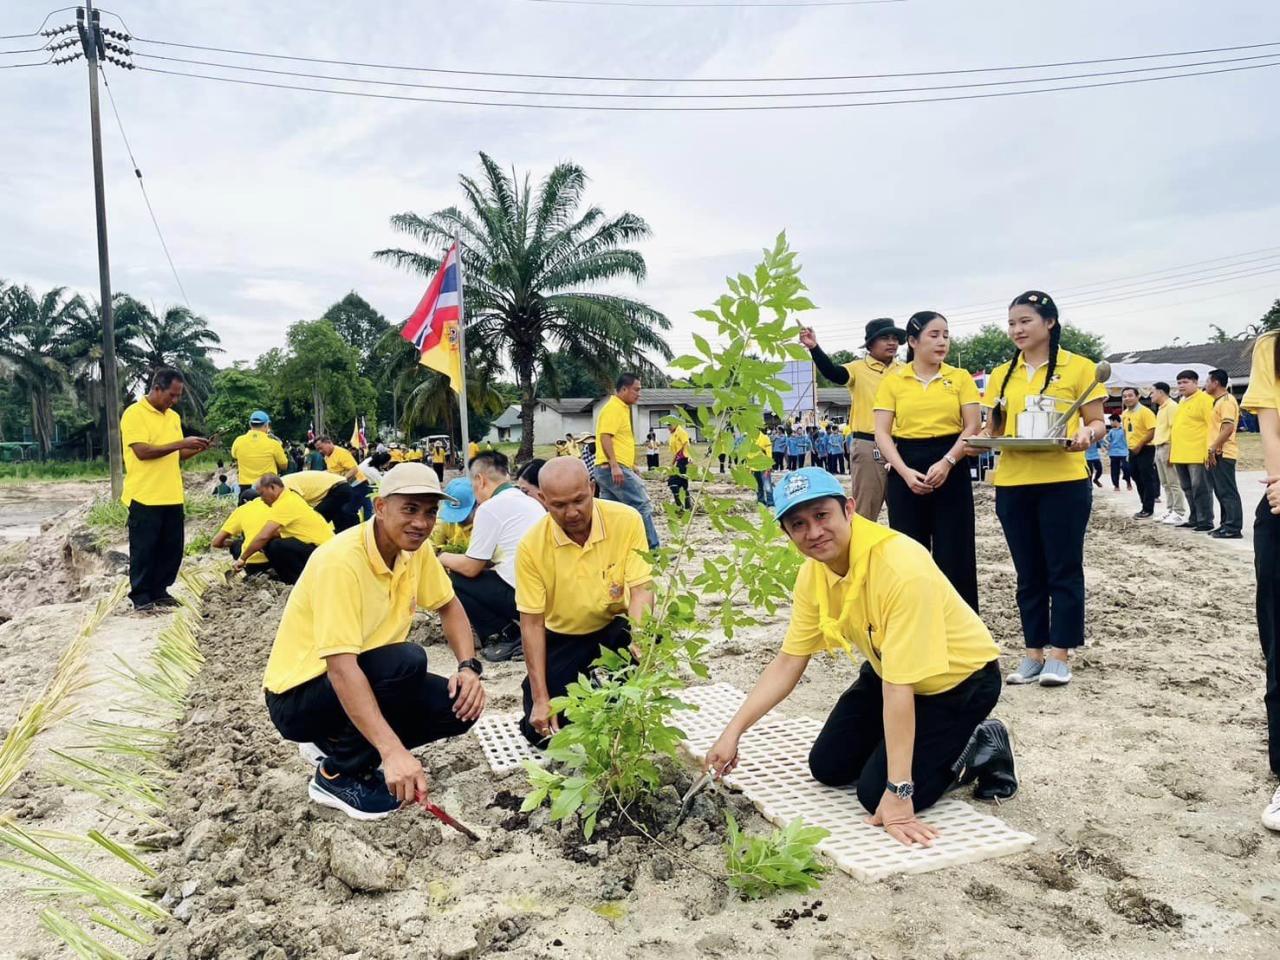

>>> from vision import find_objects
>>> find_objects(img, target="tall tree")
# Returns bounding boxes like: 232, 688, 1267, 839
815, 348, 856, 387
114, 297, 222, 415
0, 285, 83, 454
948, 322, 1105, 373
375, 152, 672, 459
277, 319, 375, 439
323, 291, 391, 364
204, 367, 275, 440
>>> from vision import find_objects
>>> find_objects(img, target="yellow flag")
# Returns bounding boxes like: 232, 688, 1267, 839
419, 319, 463, 394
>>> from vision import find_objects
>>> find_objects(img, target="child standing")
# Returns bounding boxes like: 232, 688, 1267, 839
1106, 414, 1131, 491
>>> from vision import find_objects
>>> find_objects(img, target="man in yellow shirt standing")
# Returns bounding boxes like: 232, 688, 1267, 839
1151, 382, 1189, 525
233, 474, 334, 583
666, 420, 692, 512
1205, 368, 1243, 539
119, 368, 210, 611
515, 458, 654, 744
705, 469, 1016, 846
262, 462, 485, 820
594, 373, 659, 549
1170, 370, 1217, 532
799, 319, 905, 521
230, 410, 286, 504
1121, 389, 1158, 519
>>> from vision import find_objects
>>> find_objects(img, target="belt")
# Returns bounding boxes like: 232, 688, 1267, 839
851, 432, 875, 442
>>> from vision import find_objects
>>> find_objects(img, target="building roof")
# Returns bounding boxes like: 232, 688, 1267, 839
538, 397, 595, 414
491, 405, 521, 429
1106, 340, 1254, 379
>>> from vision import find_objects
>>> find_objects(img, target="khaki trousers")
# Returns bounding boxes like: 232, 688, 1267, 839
1155, 444, 1187, 516
849, 438, 888, 521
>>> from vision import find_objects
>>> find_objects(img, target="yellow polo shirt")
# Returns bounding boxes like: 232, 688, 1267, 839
1154, 400, 1177, 446
262, 519, 454, 694
120, 397, 185, 506
266, 490, 335, 547
218, 498, 272, 565
431, 520, 472, 553
1170, 390, 1215, 464
230, 429, 287, 486
1211, 393, 1239, 460
390, 449, 406, 463
283, 470, 344, 506
842, 356, 903, 435
326, 445, 366, 482
1243, 334, 1280, 414
515, 500, 652, 635
874, 362, 980, 439
596, 396, 636, 469
755, 432, 773, 458
981, 349, 1107, 487
782, 515, 998, 695
432, 447, 447, 464
669, 424, 691, 460
1121, 403, 1157, 455
469, 441, 479, 459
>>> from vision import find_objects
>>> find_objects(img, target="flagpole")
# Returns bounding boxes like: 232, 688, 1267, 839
453, 237, 472, 472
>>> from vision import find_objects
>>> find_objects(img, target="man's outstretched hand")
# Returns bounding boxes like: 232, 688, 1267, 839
866, 790, 941, 847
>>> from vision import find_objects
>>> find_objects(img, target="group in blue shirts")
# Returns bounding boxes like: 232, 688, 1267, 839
1083, 417, 1133, 491
772, 424, 850, 474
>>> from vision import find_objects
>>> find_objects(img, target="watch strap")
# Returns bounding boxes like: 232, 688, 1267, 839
457, 657, 483, 676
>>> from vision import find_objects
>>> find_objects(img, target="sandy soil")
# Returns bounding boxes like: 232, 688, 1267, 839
1, 473, 1278, 959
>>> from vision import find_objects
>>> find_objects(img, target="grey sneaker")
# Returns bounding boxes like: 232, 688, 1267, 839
1006, 657, 1043, 685
1038, 658, 1072, 686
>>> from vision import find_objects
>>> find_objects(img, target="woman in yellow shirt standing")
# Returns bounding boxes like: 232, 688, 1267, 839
979, 292, 1106, 688
874, 312, 981, 611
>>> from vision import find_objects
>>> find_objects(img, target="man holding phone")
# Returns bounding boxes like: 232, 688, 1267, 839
120, 367, 212, 611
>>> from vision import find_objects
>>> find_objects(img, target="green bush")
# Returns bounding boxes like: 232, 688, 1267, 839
724, 814, 829, 900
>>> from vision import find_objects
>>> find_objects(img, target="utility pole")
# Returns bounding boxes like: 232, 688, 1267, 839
78, 0, 123, 499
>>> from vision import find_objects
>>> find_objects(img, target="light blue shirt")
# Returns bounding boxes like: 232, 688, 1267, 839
1106, 426, 1128, 458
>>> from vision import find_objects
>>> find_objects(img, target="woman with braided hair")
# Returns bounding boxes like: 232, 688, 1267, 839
979, 291, 1106, 688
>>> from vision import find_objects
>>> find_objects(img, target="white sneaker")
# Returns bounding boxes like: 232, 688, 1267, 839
1038, 658, 1072, 686
298, 742, 327, 766
1162, 512, 1185, 526
1264, 785, 1280, 832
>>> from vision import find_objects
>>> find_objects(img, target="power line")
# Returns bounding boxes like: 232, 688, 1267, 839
135, 59, 1280, 112
125, 36, 1280, 84
0, 5, 81, 40
521, 0, 905, 6
0, 45, 50, 54
100, 66, 191, 308
0, 58, 52, 68
128, 50, 1280, 100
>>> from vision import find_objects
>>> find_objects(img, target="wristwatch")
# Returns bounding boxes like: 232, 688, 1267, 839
943, 454, 958, 467
886, 779, 914, 800
457, 658, 484, 677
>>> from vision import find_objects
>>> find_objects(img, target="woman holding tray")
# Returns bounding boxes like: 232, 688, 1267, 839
979, 291, 1106, 688
873, 311, 981, 612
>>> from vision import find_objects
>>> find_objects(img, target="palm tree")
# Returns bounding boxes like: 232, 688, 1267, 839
56, 296, 148, 457
114, 297, 222, 413
0, 284, 84, 455
375, 153, 672, 459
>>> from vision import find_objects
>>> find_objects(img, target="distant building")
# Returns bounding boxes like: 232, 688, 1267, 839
1106, 340, 1254, 396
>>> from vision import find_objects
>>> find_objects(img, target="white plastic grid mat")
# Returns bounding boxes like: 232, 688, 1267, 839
473, 712, 543, 775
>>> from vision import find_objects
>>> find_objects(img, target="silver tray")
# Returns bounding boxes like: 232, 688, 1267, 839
967, 436, 1072, 452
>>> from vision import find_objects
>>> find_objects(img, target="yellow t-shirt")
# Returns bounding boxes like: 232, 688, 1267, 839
1243, 334, 1280, 414
842, 356, 903, 435
873, 362, 980, 439
1154, 399, 1178, 446
262, 520, 454, 694
266, 490, 335, 546
980, 349, 1107, 487
326, 446, 366, 482
515, 500, 652, 635
120, 398, 185, 506
781, 515, 999, 695
431, 520, 472, 553
229, 429, 287, 487
1170, 390, 1215, 464
432, 447, 447, 464
390, 449, 406, 463
668, 425, 691, 460
407, 449, 424, 462
1211, 393, 1239, 460
565, 440, 580, 458
218, 498, 272, 565
1121, 404, 1157, 455
468, 442, 479, 459
282, 470, 344, 506
596, 395, 636, 469
754, 432, 773, 457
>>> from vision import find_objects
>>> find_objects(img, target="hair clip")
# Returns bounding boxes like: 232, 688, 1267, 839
1027, 294, 1039, 302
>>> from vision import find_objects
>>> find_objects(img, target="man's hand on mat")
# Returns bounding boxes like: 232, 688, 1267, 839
448, 669, 486, 721
383, 746, 428, 805
705, 731, 740, 778
866, 791, 940, 847
530, 697, 559, 739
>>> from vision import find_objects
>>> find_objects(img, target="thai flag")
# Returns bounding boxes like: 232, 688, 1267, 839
307, 422, 315, 443
973, 369, 987, 391
401, 243, 462, 353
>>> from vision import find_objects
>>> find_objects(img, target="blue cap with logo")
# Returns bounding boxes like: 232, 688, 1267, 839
249, 410, 271, 425
772, 467, 846, 522
438, 477, 477, 523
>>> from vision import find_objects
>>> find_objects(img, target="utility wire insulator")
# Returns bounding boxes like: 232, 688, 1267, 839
47, 37, 79, 51
52, 52, 84, 65
41, 23, 77, 37
104, 55, 134, 69
101, 28, 131, 41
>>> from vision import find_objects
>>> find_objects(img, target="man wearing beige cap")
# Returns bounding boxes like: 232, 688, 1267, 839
262, 462, 487, 820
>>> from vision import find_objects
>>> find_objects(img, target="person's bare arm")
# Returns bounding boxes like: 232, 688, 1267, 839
235, 521, 281, 569
706, 652, 809, 776
326, 653, 426, 803
1207, 418, 1236, 466
600, 433, 623, 483
129, 437, 207, 461
628, 582, 655, 620
211, 530, 231, 550
438, 596, 485, 721
865, 681, 938, 847
437, 552, 487, 577
1068, 399, 1106, 452
521, 612, 557, 737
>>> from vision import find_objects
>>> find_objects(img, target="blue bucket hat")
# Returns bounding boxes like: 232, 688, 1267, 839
772, 467, 846, 522
249, 410, 271, 425
438, 477, 476, 523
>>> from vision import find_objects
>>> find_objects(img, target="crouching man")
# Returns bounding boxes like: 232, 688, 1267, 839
262, 463, 486, 820
706, 468, 1016, 847
516, 458, 653, 745
233, 474, 333, 584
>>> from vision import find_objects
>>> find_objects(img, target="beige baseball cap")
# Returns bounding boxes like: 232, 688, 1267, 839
376, 462, 458, 502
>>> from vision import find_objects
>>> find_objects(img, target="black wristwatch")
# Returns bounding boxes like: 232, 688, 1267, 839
457, 658, 483, 677
886, 779, 914, 800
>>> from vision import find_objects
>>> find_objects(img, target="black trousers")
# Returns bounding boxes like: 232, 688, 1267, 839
646, 454, 660, 470
1109, 455, 1130, 488
884, 435, 979, 612
314, 482, 359, 532
1209, 458, 1243, 535
520, 617, 631, 745
994, 479, 1091, 650
432, 463, 445, 481
238, 487, 259, 505
266, 643, 472, 776
449, 569, 517, 640
809, 660, 1001, 813
773, 451, 785, 470
1130, 446, 1157, 512
1254, 500, 1280, 776
1088, 459, 1102, 484
667, 472, 691, 509
264, 537, 318, 584
127, 502, 184, 607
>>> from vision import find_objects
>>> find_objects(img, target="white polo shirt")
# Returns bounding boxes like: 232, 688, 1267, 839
465, 485, 546, 587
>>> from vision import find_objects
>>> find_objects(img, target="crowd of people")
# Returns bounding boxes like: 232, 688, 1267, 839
114, 290, 1280, 838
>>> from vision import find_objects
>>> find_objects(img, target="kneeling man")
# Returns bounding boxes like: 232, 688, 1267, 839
516, 458, 653, 744
233, 474, 333, 583
211, 496, 271, 573
707, 468, 1016, 847
262, 463, 486, 819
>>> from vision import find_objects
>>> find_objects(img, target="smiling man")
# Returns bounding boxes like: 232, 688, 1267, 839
705, 468, 1016, 846
262, 462, 486, 820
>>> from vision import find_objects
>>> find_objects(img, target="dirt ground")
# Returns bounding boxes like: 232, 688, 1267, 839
1, 472, 1278, 960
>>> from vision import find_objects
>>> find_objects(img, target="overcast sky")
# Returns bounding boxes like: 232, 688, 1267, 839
2, 0, 1278, 370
